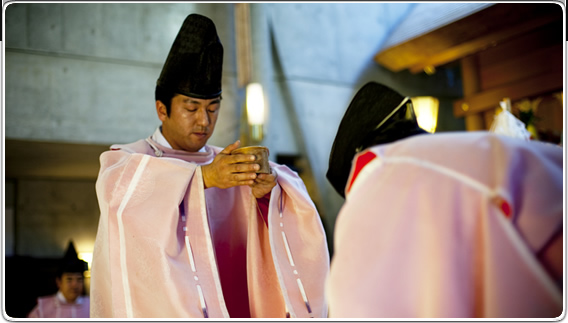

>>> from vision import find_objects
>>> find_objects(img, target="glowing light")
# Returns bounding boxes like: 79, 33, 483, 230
246, 83, 265, 126
78, 252, 93, 270
412, 96, 439, 133
246, 83, 265, 142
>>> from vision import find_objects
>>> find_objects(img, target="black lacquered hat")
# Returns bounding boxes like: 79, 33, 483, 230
326, 82, 427, 198
58, 241, 88, 276
157, 14, 223, 99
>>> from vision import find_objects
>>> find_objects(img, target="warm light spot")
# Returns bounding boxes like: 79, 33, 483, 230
424, 65, 436, 75
78, 252, 93, 270
246, 83, 265, 126
246, 83, 265, 142
412, 96, 439, 133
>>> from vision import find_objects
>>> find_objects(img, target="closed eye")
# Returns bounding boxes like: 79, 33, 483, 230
207, 103, 220, 113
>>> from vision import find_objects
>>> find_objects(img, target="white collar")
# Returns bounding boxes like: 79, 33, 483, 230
56, 290, 83, 304
152, 126, 206, 153
152, 126, 173, 148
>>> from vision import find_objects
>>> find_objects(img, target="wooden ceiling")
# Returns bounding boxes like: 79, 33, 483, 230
374, 3, 564, 74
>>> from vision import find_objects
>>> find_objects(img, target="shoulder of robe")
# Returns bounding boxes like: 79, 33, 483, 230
109, 139, 152, 154
97, 139, 151, 172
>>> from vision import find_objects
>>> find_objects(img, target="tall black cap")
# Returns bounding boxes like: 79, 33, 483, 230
157, 14, 223, 99
57, 241, 88, 276
326, 82, 427, 198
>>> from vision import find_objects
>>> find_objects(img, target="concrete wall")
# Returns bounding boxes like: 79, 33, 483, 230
4, 3, 243, 258
4, 3, 464, 258
255, 3, 463, 248
5, 3, 242, 147
13, 179, 99, 257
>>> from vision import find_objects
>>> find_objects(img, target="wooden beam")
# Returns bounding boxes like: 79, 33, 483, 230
453, 70, 563, 117
480, 44, 563, 90
409, 14, 560, 74
235, 3, 252, 88
460, 56, 485, 130
477, 20, 562, 67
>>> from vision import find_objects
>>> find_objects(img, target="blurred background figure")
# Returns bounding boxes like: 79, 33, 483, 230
27, 241, 89, 318
325, 82, 563, 318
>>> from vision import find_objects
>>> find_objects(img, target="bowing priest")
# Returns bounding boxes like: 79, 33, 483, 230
325, 82, 562, 318
90, 13, 329, 318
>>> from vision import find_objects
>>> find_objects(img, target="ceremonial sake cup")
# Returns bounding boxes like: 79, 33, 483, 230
231, 146, 270, 174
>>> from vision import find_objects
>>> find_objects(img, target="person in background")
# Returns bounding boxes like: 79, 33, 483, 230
90, 13, 329, 318
325, 81, 562, 318
28, 242, 89, 318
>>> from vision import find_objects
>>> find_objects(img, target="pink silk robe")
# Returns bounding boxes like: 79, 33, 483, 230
27, 294, 90, 318
327, 132, 563, 318
90, 138, 329, 318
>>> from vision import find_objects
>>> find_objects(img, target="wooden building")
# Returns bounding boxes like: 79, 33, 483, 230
374, 2, 564, 143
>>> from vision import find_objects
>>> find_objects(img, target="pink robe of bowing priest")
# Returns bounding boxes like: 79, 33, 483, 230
326, 131, 563, 318
90, 137, 329, 318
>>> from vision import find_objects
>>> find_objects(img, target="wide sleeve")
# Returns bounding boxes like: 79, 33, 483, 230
247, 162, 330, 318
90, 150, 201, 318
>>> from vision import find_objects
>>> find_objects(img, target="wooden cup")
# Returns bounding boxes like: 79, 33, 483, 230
231, 146, 270, 174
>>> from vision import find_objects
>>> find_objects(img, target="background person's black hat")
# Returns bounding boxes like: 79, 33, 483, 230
157, 14, 223, 99
326, 82, 427, 198
57, 241, 88, 277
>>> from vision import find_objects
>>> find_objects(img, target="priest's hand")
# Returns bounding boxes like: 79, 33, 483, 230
251, 170, 278, 199
202, 140, 259, 189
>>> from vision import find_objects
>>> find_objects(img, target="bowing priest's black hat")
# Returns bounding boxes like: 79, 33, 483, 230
326, 82, 428, 198
157, 13, 223, 99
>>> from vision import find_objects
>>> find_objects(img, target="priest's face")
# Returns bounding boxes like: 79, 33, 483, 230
56, 272, 84, 303
158, 94, 221, 152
